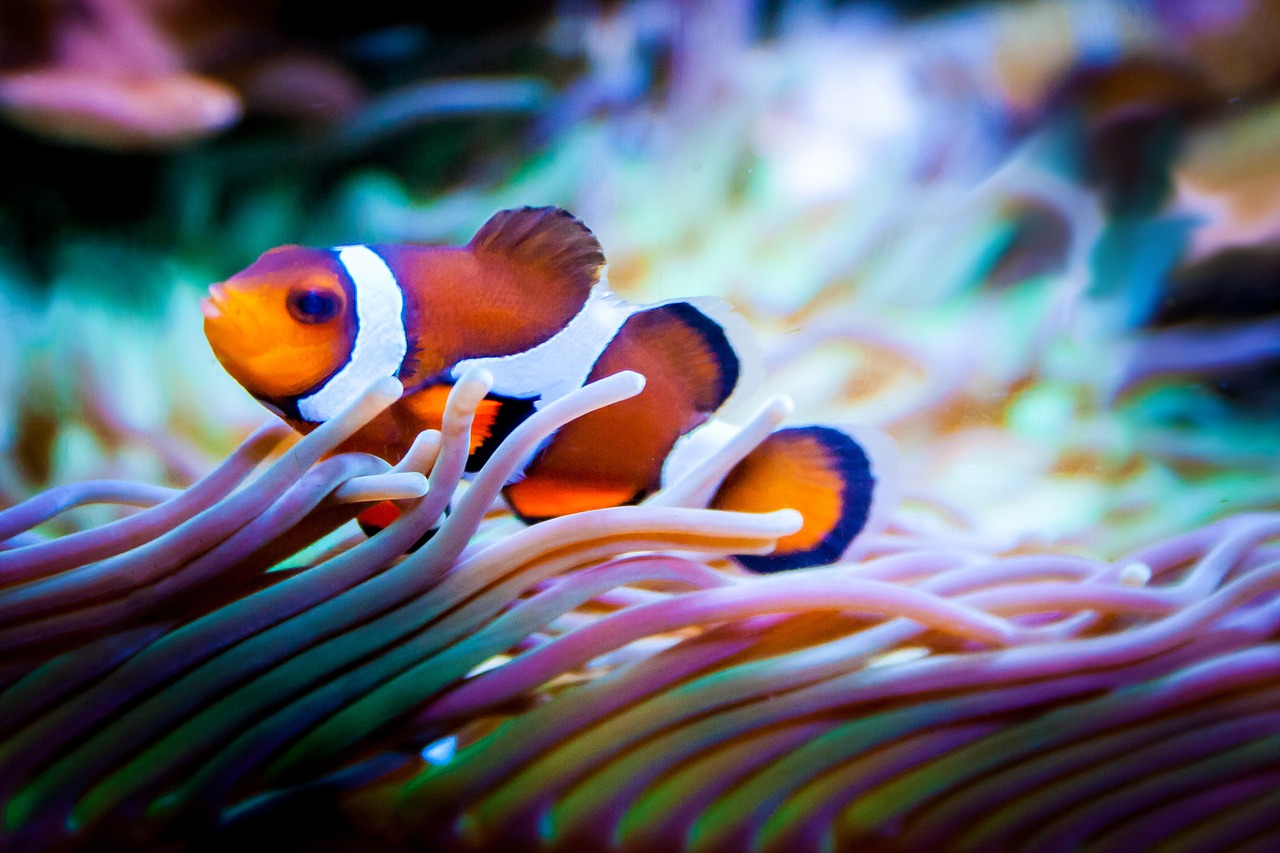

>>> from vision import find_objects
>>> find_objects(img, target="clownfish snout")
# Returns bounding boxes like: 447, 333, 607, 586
202, 280, 263, 367
200, 283, 228, 320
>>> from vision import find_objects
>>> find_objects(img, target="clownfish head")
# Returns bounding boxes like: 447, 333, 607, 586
202, 245, 358, 409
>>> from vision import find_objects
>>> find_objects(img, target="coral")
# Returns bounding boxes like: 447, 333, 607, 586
0, 0, 242, 149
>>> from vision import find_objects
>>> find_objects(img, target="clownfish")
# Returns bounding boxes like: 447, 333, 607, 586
202, 206, 884, 571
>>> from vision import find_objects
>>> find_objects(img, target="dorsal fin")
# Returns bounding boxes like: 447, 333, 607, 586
502, 301, 741, 522
625, 301, 739, 414
468, 206, 605, 297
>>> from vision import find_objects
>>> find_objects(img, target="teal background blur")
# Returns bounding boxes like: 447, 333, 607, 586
2, 0, 1278, 555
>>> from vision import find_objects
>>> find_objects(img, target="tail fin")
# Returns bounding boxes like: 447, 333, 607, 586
709, 426, 884, 572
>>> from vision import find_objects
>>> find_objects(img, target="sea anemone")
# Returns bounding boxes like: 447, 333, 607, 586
2, 360, 1279, 850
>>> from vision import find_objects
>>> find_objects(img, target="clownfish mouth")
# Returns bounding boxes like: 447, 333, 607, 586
201, 283, 227, 320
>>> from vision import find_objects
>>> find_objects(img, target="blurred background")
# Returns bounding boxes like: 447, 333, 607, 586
2, 0, 1278, 557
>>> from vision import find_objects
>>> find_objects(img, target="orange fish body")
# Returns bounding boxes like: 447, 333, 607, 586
203, 207, 884, 570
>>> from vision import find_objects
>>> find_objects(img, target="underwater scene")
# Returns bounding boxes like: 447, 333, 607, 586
2, 0, 1280, 850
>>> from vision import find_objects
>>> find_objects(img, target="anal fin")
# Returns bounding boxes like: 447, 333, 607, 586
400, 384, 535, 471
503, 478, 643, 523
357, 500, 447, 553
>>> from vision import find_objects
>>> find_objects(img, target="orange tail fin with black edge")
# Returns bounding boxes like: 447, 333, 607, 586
710, 426, 881, 572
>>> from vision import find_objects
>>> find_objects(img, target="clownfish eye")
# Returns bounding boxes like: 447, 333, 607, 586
287, 288, 340, 324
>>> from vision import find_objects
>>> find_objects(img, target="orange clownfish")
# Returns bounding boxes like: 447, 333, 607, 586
202, 206, 883, 571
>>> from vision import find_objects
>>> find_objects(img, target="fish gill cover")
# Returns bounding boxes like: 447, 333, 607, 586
2, 0, 1280, 850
